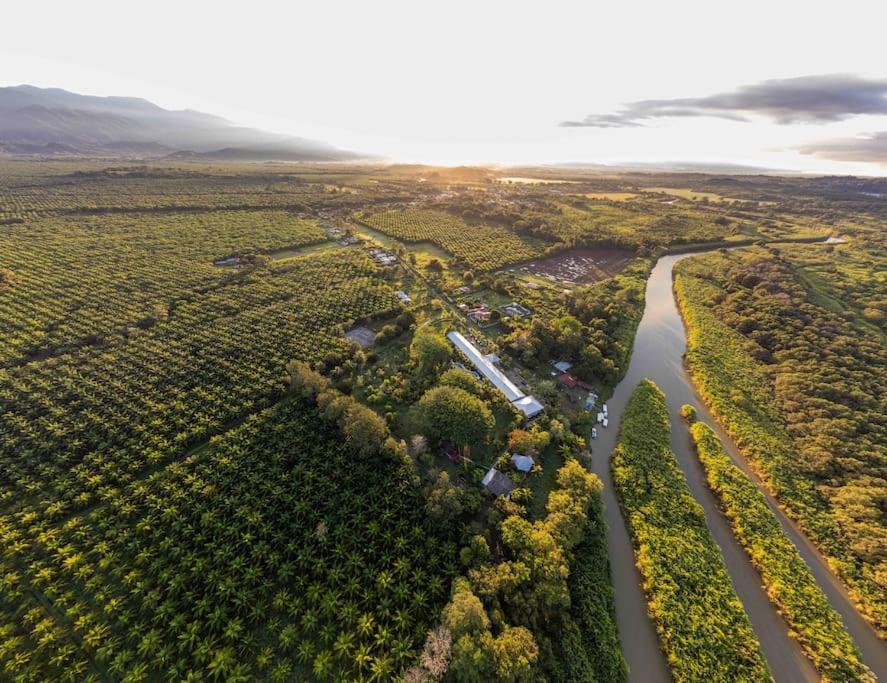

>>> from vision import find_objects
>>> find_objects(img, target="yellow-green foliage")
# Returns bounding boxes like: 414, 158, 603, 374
647, 187, 739, 203
675, 248, 887, 633
612, 380, 771, 683
442, 460, 624, 681
0, 249, 398, 509
0, 210, 327, 363
553, 202, 733, 248
0, 389, 457, 681
779, 234, 886, 338
689, 420, 872, 682
361, 209, 545, 270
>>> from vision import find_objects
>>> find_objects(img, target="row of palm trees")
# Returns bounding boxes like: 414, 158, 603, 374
0, 251, 398, 512
1, 398, 457, 680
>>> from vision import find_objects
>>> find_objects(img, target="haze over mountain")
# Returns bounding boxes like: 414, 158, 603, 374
0, 85, 359, 161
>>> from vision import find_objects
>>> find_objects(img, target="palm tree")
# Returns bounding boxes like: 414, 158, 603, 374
206, 646, 236, 680
368, 654, 394, 682
313, 649, 334, 680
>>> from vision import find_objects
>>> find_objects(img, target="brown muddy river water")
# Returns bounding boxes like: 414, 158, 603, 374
592, 244, 885, 682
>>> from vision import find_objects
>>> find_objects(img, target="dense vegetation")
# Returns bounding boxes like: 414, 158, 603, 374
675, 245, 887, 633
4, 159, 882, 681
551, 202, 740, 249
612, 380, 771, 682
686, 416, 872, 681
360, 209, 546, 270
0, 249, 398, 509
545, 491, 627, 682
502, 259, 650, 385
428, 459, 625, 682
0, 210, 329, 363
0, 373, 457, 681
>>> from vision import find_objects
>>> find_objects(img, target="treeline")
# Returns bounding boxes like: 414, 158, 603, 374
675, 247, 887, 633
687, 415, 872, 682
414, 460, 625, 682
501, 259, 649, 386
612, 380, 771, 682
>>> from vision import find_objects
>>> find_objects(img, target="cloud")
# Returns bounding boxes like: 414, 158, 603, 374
797, 131, 887, 165
561, 74, 887, 128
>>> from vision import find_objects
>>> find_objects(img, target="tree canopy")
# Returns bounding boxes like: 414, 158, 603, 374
418, 385, 494, 452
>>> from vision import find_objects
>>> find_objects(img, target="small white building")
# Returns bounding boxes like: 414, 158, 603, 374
511, 454, 535, 472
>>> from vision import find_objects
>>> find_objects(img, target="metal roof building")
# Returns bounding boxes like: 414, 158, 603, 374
511, 454, 535, 472
482, 467, 515, 497
446, 330, 544, 419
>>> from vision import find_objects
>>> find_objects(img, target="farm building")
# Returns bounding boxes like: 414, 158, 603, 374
501, 301, 531, 319
558, 372, 578, 389
482, 467, 514, 497
511, 454, 535, 472
446, 331, 544, 419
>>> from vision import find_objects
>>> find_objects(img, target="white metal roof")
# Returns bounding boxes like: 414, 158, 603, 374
511, 454, 535, 472
447, 331, 524, 402
513, 395, 545, 418
553, 361, 573, 373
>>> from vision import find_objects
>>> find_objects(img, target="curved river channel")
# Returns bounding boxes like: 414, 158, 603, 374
588, 245, 887, 682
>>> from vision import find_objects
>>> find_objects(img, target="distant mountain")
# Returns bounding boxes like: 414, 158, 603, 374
0, 85, 360, 161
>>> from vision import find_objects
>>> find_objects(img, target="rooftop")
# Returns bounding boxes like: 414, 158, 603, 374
447, 331, 524, 402
481, 467, 514, 497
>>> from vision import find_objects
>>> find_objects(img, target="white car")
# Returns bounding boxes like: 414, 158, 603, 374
597, 412, 604, 423
602, 404, 608, 416
602, 417, 609, 428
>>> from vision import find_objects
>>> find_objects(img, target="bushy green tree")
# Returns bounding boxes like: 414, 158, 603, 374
410, 328, 452, 378
418, 386, 494, 455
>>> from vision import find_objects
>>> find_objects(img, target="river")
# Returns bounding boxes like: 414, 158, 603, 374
589, 244, 887, 682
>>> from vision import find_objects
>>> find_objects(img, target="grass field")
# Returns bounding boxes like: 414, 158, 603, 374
647, 187, 740, 203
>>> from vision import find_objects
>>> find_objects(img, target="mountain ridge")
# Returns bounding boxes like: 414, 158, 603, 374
0, 84, 360, 161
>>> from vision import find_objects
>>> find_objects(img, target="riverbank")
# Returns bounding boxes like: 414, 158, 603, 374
591, 249, 819, 681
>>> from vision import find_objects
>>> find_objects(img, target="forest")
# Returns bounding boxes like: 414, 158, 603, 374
686, 415, 871, 681
675, 239, 887, 634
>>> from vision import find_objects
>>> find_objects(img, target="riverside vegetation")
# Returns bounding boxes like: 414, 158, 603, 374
675, 237, 886, 635
686, 414, 872, 682
612, 380, 771, 682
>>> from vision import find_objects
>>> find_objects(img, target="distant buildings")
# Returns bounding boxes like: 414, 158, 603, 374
558, 372, 578, 389
367, 248, 397, 265
501, 301, 531, 319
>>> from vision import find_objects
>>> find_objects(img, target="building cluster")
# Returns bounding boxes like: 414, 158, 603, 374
368, 247, 397, 266
446, 330, 543, 420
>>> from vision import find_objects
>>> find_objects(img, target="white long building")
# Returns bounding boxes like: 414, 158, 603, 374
447, 330, 544, 419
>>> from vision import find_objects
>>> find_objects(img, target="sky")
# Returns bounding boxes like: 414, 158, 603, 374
4, 0, 887, 174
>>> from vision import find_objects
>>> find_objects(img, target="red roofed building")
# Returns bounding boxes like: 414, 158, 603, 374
559, 372, 578, 389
